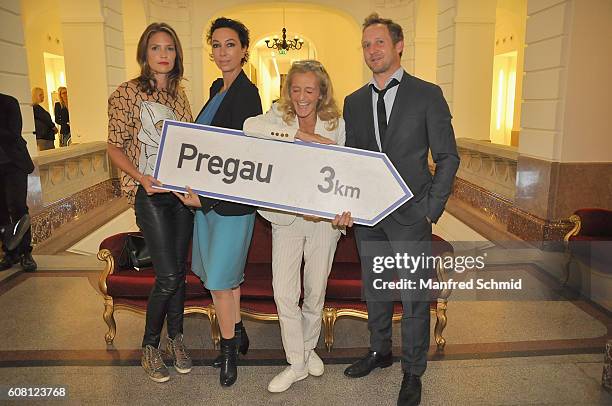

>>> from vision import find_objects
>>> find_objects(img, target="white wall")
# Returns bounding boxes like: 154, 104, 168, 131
1, 0, 37, 156
121, 0, 147, 80
437, 0, 497, 140
560, 0, 612, 162
519, 0, 568, 160
413, 0, 438, 83
58, 0, 126, 143
102, 0, 126, 97
520, 0, 612, 162
21, 0, 64, 101
146, 0, 192, 102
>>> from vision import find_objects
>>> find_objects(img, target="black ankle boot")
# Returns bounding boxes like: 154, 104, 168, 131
219, 337, 238, 387
237, 321, 249, 355
213, 322, 249, 367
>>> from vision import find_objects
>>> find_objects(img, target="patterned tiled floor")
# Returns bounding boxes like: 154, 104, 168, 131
1, 210, 608, 404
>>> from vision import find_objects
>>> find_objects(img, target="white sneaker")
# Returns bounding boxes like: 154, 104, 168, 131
267, 366, 308, 393
306, 350, 324, 376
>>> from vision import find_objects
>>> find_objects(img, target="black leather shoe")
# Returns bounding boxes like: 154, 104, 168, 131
213, 321, 249, 367
20, 252, 37, 272
0, 255, 15, 271
344, 351, 393, 378
219, 337, 238, 387
397, 374, 422, 406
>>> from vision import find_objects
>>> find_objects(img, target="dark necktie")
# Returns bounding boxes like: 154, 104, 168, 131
372, 78, 400, 148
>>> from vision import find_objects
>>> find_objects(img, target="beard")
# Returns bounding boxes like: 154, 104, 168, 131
366, 57, 392, 74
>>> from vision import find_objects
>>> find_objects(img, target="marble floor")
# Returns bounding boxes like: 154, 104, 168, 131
0, 355, 609, 405
0, 210, 610, 405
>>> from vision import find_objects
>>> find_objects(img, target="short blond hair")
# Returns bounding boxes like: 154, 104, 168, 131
277, 60, 340, 131
31, 87, 43, 105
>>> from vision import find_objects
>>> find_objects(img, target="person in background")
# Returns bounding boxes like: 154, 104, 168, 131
32, 87, 57, 151
106, 22, 194, 383
54, 86, 70, 147
242, 59, 345, 393
173, 17, 262, 388
0, 93, 37, 273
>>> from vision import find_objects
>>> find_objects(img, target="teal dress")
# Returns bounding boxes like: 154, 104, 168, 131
191, 91, 256, 290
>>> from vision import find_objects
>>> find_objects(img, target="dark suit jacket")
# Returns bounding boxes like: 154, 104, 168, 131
0, 94, 35, 174
54, 102, 70, 135
195, 70, 263, 216
343, 71, 459, 225
33, 104, 56, 141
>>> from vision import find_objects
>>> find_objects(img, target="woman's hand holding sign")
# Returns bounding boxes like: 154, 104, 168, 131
138, 174, 166, 195
173, 186, 202, 208
295, 129, 335, 144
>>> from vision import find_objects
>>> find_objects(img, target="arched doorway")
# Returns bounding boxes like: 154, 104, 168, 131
199, 3, 363, 112
250, 33, 317, 110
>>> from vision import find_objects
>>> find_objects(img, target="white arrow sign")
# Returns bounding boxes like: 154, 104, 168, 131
153, 120, 413, 226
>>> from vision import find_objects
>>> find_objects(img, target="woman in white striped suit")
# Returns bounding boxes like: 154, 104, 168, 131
243, 60, 345, 393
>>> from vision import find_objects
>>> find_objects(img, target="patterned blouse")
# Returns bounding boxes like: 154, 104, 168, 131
107, 80, 192, 204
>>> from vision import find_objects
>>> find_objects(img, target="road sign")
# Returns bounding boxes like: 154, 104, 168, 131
153, 120, 413, 226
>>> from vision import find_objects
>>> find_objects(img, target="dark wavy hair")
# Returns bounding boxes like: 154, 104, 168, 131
206, 17, 250, 65
135, 22, 184, 97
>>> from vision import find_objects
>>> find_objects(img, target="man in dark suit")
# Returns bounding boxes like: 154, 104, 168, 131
0, 93, 37, 272
333, 13, 459, 406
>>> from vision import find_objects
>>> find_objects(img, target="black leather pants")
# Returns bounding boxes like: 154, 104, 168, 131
134, 187, 193, 348
0, 164, 31, 257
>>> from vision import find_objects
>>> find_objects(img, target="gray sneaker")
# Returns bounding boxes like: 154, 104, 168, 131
166, 333, 192, 374
141, 345, 170, 383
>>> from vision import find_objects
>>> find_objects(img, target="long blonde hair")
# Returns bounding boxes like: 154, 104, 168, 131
57, 86, 68, 108
277, 60, 340, 131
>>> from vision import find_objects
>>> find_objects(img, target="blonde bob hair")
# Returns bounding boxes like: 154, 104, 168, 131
31, 87, 44, 105
277, 60, 341, 131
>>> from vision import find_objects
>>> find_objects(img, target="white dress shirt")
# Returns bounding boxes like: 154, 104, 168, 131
369, 67, 405, 151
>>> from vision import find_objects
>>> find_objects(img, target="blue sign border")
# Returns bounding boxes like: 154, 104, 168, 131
153, 120, 413, 226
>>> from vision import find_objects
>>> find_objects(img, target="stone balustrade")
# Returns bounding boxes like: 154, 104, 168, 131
455, 138, 518, 201
29, 142, 123, 246
32, 142, 115, 206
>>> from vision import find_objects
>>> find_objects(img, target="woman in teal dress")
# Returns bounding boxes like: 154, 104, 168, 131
174, 17, 262, 387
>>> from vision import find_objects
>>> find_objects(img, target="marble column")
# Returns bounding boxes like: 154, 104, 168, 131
58, 0, 126, 143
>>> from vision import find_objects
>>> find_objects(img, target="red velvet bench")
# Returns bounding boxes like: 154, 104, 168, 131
98, 214, 454, 351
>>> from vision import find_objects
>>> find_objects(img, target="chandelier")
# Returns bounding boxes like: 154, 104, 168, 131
265, 9, 303, 54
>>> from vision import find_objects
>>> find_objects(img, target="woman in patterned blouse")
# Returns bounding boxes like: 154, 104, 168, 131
107, 22, 193, 384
